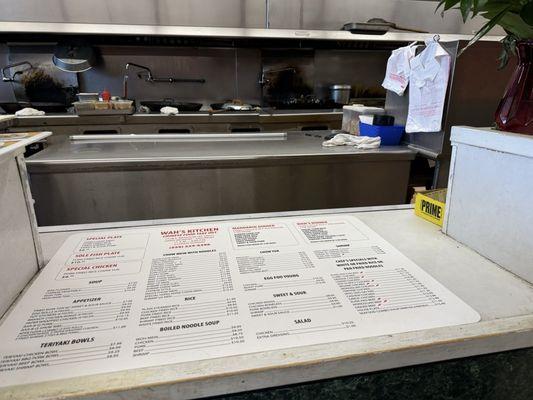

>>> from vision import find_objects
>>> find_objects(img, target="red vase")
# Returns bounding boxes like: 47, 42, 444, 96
495, 40, 533, 134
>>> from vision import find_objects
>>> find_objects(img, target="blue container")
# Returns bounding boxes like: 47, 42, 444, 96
359, 122, 405, 146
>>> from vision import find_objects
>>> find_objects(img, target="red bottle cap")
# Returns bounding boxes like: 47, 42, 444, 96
101, 89, 111, 101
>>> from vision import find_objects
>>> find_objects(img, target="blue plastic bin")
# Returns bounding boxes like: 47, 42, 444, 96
359, 122, 405, 146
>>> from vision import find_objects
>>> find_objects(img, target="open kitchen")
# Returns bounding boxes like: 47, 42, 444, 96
0, 1, 532, 399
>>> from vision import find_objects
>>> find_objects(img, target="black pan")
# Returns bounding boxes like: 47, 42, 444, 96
210, 102, 260, 111
0, 102, 27, 114
0, 102, 68, 114
140, 100, 202, 112
31, 102, 69, 113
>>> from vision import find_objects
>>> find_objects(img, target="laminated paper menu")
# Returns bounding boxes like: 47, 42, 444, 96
0, 215, 480, 387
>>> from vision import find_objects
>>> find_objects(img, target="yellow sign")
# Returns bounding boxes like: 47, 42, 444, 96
415, 189, 447, 226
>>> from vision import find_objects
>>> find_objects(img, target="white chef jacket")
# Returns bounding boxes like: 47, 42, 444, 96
406, 40, 451, 133
382, 43, 417, 96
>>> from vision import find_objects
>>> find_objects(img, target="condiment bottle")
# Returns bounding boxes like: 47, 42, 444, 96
101, 89, 111, 102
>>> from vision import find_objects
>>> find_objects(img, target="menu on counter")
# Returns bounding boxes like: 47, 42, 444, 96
0, 215, 480, 387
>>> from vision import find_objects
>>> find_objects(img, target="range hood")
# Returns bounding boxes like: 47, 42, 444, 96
0, 22, 501, 43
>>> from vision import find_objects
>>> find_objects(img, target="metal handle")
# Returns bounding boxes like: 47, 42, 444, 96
123, 62, 206, 98
2, 61, 33, 82
150, 77, 206, 83
70, 133, 287, 142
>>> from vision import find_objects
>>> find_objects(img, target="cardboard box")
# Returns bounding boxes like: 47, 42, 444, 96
415, 189, 446, 226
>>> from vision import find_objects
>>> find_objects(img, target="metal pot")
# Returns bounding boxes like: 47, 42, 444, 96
330, 84, 351, 105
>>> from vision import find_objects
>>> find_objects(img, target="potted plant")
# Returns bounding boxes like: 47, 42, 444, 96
438, 0, 533, 134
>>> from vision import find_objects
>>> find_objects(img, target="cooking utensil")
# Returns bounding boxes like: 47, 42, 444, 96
140, 100, 203, 112
53, 42, 95, 73
330, 85, 352, 105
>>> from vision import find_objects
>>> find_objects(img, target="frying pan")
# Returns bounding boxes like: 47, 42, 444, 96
210, 102, 260, 112
0, 102, 68, 114
140, 100, 203, 112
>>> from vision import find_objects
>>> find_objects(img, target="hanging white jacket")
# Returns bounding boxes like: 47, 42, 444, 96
382, 43, 417, 96
405, 39, 451, 133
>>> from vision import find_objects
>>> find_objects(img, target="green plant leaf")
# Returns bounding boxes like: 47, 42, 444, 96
461, 0, 474, 21
495, 11, 533, 38
478, 2, 515, 18
498, 34, 518, 69
520, 1, 533, 25
436, 0, 461, 12
472, 0, 480, 17
458, 5, 512, 56
477, 0, 524, 14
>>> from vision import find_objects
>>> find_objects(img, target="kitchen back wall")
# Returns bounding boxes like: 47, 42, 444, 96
0, 44, 389, 105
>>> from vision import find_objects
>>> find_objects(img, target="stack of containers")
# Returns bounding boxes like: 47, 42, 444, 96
341, 105, 385, 135
341, 105, 405, 146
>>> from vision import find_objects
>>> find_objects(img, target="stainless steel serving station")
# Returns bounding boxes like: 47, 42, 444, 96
26, 132, 415, 226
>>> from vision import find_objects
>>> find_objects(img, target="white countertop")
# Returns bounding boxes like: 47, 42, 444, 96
2, 205, 531, 400
0, 131, 51, 163
451, 126, 533, 158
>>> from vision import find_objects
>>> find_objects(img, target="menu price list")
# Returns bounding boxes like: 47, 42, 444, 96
0, 216, 480, 388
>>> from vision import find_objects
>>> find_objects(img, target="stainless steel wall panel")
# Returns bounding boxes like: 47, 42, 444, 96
78, 46, 262, 104
313, 49, 389, 99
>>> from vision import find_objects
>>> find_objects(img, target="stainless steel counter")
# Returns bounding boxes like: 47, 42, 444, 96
26, 131, 415, 226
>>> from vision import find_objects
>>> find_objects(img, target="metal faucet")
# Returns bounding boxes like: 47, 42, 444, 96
123, 62, 206, 99
123, 63, 152, 99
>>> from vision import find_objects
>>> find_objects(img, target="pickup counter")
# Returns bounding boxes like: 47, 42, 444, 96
1, 205, 532, 399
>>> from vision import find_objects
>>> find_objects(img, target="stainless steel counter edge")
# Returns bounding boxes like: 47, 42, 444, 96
25, 151, 416, 168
